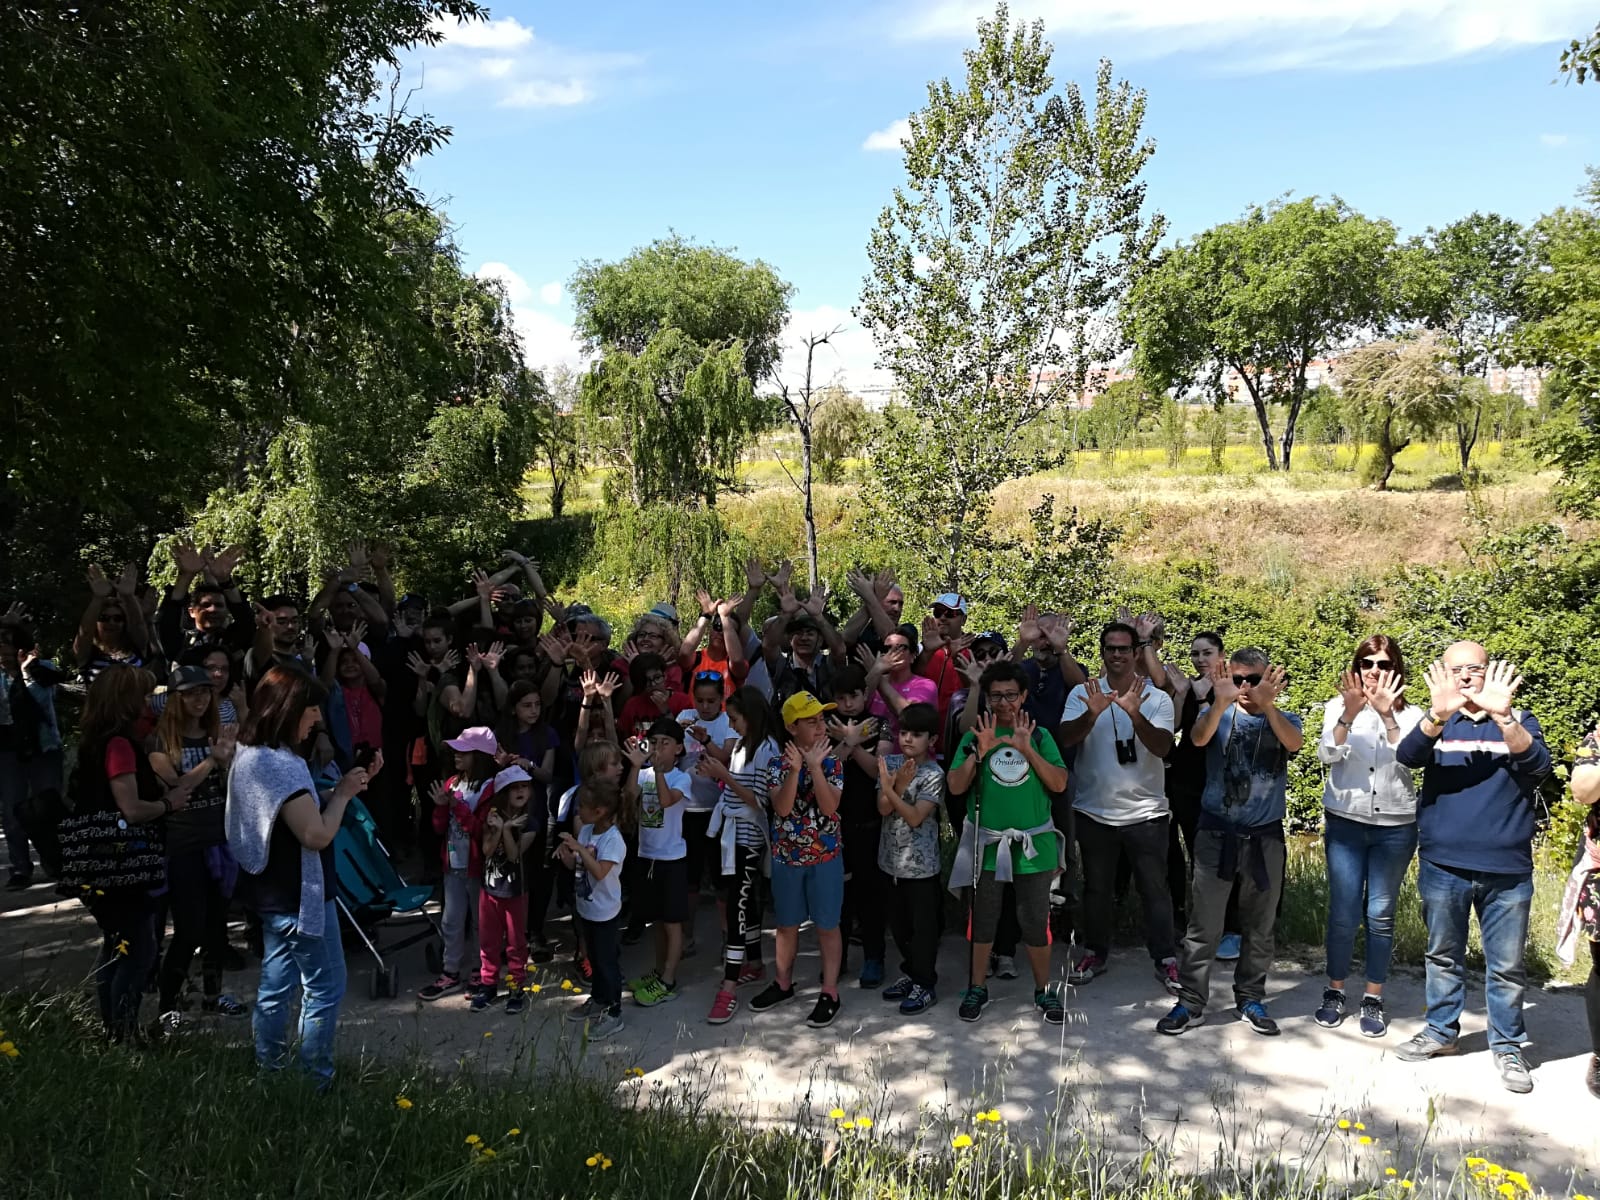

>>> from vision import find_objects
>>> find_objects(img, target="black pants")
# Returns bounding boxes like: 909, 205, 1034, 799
1167, 793, 1201, 927
87, 890, 157, 1041
525, 828, 555, 943
721, 845, 765, 982
158, 849, 229, 1011
1077, 812, 1177, 964
1586, 938, 1600, 1056
582, 914, 623, 1016
682, 809, 714, 897
840, 822, 887, 963
889, 874, 942, 988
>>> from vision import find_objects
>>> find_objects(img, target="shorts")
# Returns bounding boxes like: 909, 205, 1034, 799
969, 869, 1053, 948
639, 856, 689, 925
770, 855, 845, 931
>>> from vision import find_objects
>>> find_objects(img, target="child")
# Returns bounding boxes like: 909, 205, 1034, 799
696, 686, 780, 1023
496, 682, 559, 958
554, 740, 629, 981
626, 717, 693, 1005
418, 726, 499, 1001
826, 663, 887, 987
876, 702, 946, 1015
750, 691, 846, 1029
558, 781, 626, 1040
677, 671, 736, 947
474, 764, 537, 1014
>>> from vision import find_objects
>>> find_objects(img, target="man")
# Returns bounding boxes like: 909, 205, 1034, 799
1394, 643, 1551, 1094
156, 541, 253, 664
247, 594, 313, 685
914, 593, 972, 733
1014, 607, 1087, 732
947, 662, 1070, 1025
0, 618, 64, 889
1157, 648, 1302, 1038
1057, 622, 1178, 990
764, 583, 846, 711
842, 568, 903, 656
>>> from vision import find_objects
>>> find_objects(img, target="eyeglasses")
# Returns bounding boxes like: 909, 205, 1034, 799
1447, 664, 1487, 677
1102, 643, 1134, 655
694, 670, 724, 683
1232, 673, 1264, 687
987, 690, 1022, 703
1357, 657, 1393, 671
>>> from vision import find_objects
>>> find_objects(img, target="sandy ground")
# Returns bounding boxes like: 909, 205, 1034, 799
3, 880, 1596, 1193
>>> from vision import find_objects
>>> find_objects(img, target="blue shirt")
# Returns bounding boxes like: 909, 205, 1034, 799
1200, 706, 1302, 827
1397, 709, 1551, 876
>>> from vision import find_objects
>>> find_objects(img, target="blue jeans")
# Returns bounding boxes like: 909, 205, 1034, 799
87, 890, 157, 1041
255, 900, 346, 1086
1323, 815, 1416, 986
1417, 858, 1531, 1053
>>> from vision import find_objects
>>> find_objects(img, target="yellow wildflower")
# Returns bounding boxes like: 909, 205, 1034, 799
529, 984, 542, 994
507, 1128, 520, 1137
483, 1032, 493, 1039
984, 1108, 1002, 1123
586, 1155, 600, 1168
1504, 1172, 1530, 1192
625, 1067, 645, 1078
1485, 1166, 1504, 1178
1386, 1168, 1397, 1177
1354, 1122, 1366, 1131
601, 1157, 613, 1170
561, 979, 574, 991
1359, 1136, 1374, 1146
829, 1108, 846, 1120
115, 940, 129, 956
479, 1148, 497, 1160
838, 1119, 855, 1130
572, 989, 583, 997
394, 1096, 413, 1111
856, 1117, 873, 1129
1401, 1182, 1414, 1191
1466, 1158, 1487, 1169
1573, 1193, 1593, 1200
1338, 1119, 1351, 1130
951, 1133, 973, 1150
465, 1134, 482, 1146
1498, 1185, 1516, 1198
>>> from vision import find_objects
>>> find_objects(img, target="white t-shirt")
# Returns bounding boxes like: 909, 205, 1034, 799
1061, 678, 1175, 826
722, 736, 780, 849
574, 822, 626, 922
637, 765, 693, 860
675, 708, 734, 812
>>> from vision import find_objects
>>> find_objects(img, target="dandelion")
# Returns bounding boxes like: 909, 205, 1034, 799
601, 1157, 613, 1170
1504, 1171, 1531, 1192
507, 1128, 521, 1137
586, 1155, 600, 1168
838, 1119, 856, 1130
1484, 1166, 1504, 1178
465, 1134, 482, 1146
482, 1032, 493, 1039
562, 979, 574, 992
572, 989, 583, 997
951, 1133, 973, 1150
0, 1041, 18, 1060
984, 1108, 1002, 1123
1354, 1122, 1366, 1131
479, 1148, 497, 1161
829, 1108, 846, 1120
529, 984, 542, 994
856, 1117, 873, 1129
1400, 1183, 1414, 1191
1466, 1158, 1487, 1169
394, 1096, 413, 1111
625, 1067, 645, 1078
1359, 1136, 1375, 1146
1573, 1193, 1593, 1200
1338, 1119, 1351, 1130
115, 940, 129, 956
1386, 1169, 1398, 1177
1498, 1185, 1516, 1198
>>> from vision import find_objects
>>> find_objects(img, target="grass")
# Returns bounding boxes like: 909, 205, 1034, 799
0, 992, 1589, 1200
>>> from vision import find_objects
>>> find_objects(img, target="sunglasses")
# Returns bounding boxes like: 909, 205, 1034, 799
1448, 664, 1487, 677
694, 670, 724, 683
1102, 643, 1135, 655
932, 606, 960, 618
1232, 673, 1264, 688
1357, 657, 1393, 671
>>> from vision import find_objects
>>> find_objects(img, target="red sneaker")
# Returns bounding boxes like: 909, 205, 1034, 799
735, 961, 766, 987
579, 957, 594, 982
706, 989, 738, 1025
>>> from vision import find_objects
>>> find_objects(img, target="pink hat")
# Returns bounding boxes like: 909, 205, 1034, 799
444, 726, 498, 755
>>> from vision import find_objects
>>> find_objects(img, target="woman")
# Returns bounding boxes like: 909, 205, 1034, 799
319, 622, 385, 771
60, 665, 181, 1041
226, 663, 379, 1088
1558, 721, 1600, 1099
1315, 633, 1421, 1037
74, 564, 150, 684
151, 665, 243, 1026
1162, 632, 1223, 936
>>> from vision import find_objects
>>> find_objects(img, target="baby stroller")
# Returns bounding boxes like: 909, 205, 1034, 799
333, 794, 443, 999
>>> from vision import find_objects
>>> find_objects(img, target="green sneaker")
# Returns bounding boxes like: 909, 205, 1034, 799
632, 974, 678, 1008
957, 985, 989, 1022
626, 970, 660, 1000
1034, 984, 1067, 1025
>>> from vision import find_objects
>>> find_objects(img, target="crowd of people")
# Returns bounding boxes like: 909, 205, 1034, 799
0, 541, 1596, 1101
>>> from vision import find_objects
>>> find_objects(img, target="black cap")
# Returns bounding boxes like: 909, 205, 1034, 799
646, 716, 686, 743
169, 664, 212, 693
786, 614, 821, 634
974, 630, 1009, 654
398, 592, 427, 612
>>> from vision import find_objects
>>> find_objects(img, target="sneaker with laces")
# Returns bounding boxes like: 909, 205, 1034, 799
806, 991, 841, 1028
469, 986, 496, 1013
418, 973, 462, 1002
587, 1011, 625, 1041
626, 969, 660, 999
1395, 1031, 1459, 1061
899, 984, 936, 1014
749, 981, 796, 1012
858, 958, 884, 988
1067, 953, 1106, 985
1357, 995, 1387, 1038
1156, 1002, 1203, 1035
1238, 1000, 1279, 1036
994, 954, 1018, 980
1495, 1050, 1534, 1094
958, 985, 989, 1022
565, 996, 601, 1024
881, 976, 914, 1002
201, 993, 248, 1017
736, 961, 767, 987
1034, 984, 1067, 1025
157, 1010, 184, 1035
505, 992, 527, 1016
706, 989, 738, 1025
633, 976, 678, 1007
1156, 958, 1180, 995
1314, 988, 1347, 1028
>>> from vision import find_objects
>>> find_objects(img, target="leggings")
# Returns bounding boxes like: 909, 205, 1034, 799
1587, 939, 1600, 1057
721, 845, 765, 983
88, 891, 158, 1041
158, 848, 229, 1011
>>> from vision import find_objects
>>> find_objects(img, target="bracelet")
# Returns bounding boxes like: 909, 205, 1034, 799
1425, 710, 1446, 726
161, 797, 172, 815
1136, 639, 1150, 648
1334, 718, 1350, 731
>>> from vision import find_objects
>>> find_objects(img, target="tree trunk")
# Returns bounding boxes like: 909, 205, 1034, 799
1278, 367, 1311, 472
1454, 408, 1482, 476
800, 425, 819, 590
1240, 376, 1280, 470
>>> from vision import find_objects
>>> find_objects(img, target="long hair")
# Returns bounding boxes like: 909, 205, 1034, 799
454, 750, 498, 785
241, 663, 328, 749
158, 686, 220, 760
79, 665, 155, 749
496, 680, 544, 747
1352, 634, 1409, 712
726, 686, 775, 757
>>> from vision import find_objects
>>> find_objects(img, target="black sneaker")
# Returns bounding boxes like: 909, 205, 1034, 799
417, 972, 462, 1002
957, 985, 989, 1022
806, 992, 841, 1028
749, 981, 796, 1012
1156, 1002, 1204, 1035
505, 992, 527, 1016
469, 987, 495, 1013
4, 874, 33, 892
881, 976, 914, 1002
1237, 1000, 1279, 1036
530, 945, 555, 965
1358, 995, 1388, 1038
1034, 984, 1067, 1025
1395, 1031, 1459, 1062
1314, 988, 1346, 1028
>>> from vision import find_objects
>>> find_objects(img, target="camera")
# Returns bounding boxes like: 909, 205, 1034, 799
1114, 736, 1138, 766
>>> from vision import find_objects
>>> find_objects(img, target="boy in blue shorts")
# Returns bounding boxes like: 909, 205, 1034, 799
750, 691, 846, 1028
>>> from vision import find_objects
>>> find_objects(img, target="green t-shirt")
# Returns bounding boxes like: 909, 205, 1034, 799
950, 727, 1065, 876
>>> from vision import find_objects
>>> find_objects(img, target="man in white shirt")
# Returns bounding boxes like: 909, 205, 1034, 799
1057, 621, 1178, 991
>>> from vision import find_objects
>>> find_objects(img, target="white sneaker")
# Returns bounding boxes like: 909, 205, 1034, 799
995, 955, 1018, 980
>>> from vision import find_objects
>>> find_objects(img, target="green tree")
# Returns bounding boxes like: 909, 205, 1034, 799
1561, 22, 1600, 82
539, 365, 587, 519
858, 3, 1164, 593
1409, 213, 1526, 472
1157, 397, 1188, 466
1337, 335, 1459, 490
812, 387, 869, 485
572, 235, 792, 508
0, 0, 481, 626
1128, 196, 1401, 471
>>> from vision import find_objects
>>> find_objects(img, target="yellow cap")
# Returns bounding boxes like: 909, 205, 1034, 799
780, 691, 837, 724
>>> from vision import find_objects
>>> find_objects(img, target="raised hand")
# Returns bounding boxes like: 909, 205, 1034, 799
438, 649, 461, 675
538, 630, 572, 664
745, 557, 767, 590
481, 640, 505, 671
776, 583, 799, 615
2, 601, 30, 627
800, 737, 829, 769
114, 562, 139, 598
1209, 659, 1240, 707
369, 543, 391, 574
1113, 676, 1148, 715
695, 588, 716, 617
1339, 670, 1367, 718
920, 615, 944, 650
781, 741, 805, 775
623, 738, 650, 769
543, 596, 568, 626
973, 711, 1001, 757
206, 544, 244, 581
1423, 659, 1469, 719
173, 540, 206, 576
348, 620, 369, 649
1042, 615, 1075, 652
715, 596, 738, 621
500, 548, 528, 567
1472, 660, 1522, 718
947, 632, 974, 661
802, 583, 829, 617
771, 560, 795, 593
406, 651, 431, 679
854, 643, 878, 673
1081, 678, 1113, 718
253, 601, 276, 631
211, 726, 238, 764
846, 568, 873, 599
579, 669, 600, 698
86, 563, 112, 599
1364, 669, 1404, 716
1003, 708, 1038, 751
826, 716, 864, 748
959, 651, 984, 687
1116, 604, 1136, 628
1247, 664, 1287, 707
1134, 611, 1163, 642
326, 629, 346, 651
346, 539, 372, 579
472, 569, 494, 600
1017, 604, 1041, 649
430, 781, 452, 808
595, 671, 621, 699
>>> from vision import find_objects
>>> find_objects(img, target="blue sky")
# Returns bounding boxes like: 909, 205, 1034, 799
401, 1, 1596, 390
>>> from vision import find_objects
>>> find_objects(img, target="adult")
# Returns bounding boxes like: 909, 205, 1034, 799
151, 665, 244, 1026
914, 593, 972, 732
156, 541, 253, 664
842, 568, 903, 656
226, 663, 379, 1088
247, 594, 314, 685
862, 625, 939, 744
59, 666, 179, 1041
764, 584, 846, 712
75, 563, 150, 684
0, 617, 64, 889
675, 593, 747, 699
1394, 643, 1551, 1094
1013, 606, 1086, 732
1160, 632, 1224, 938
1057, 621, 1178, 990
1158, 649, 1302, 1038
626, 611, 685, 694
1314, 635, 1421, 1037
319, 622, 386, 772
1559, 723, 1600, 1099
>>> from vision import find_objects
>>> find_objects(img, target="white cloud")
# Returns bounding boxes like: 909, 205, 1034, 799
538, 282, 563, 306
500, 79, 589, 108
894, 0, 1594, 71
1539, 132, 1570, 147
477, 57, 517, 80
428, 15, 534, 51
862, 118, 912, 152
412, 15, 641, 109
777, 306, 896, 401
476, 263, 584, 374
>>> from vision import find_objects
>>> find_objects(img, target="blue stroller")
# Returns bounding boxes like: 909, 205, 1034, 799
332, 794, 442, 999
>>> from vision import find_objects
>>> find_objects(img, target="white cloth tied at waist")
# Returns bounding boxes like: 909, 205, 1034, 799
706, 801, 769, 876
947, 818, 1062, 895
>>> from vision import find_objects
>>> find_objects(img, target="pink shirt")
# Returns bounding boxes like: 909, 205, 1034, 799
869, 674, 940, 741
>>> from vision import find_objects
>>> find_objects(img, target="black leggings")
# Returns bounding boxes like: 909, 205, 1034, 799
721, 846, 765, 983
158, 849, 229, 1011
1587, 939, 1600, 1056
87, 891, 157, 1041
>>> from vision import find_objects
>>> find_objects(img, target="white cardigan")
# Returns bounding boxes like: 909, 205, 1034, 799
1316, 697, 1421, 826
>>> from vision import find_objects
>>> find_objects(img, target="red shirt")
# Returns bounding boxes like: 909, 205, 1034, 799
618, 692, 692, 742
919, 648, 966, 726
106, 736, 138, 779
